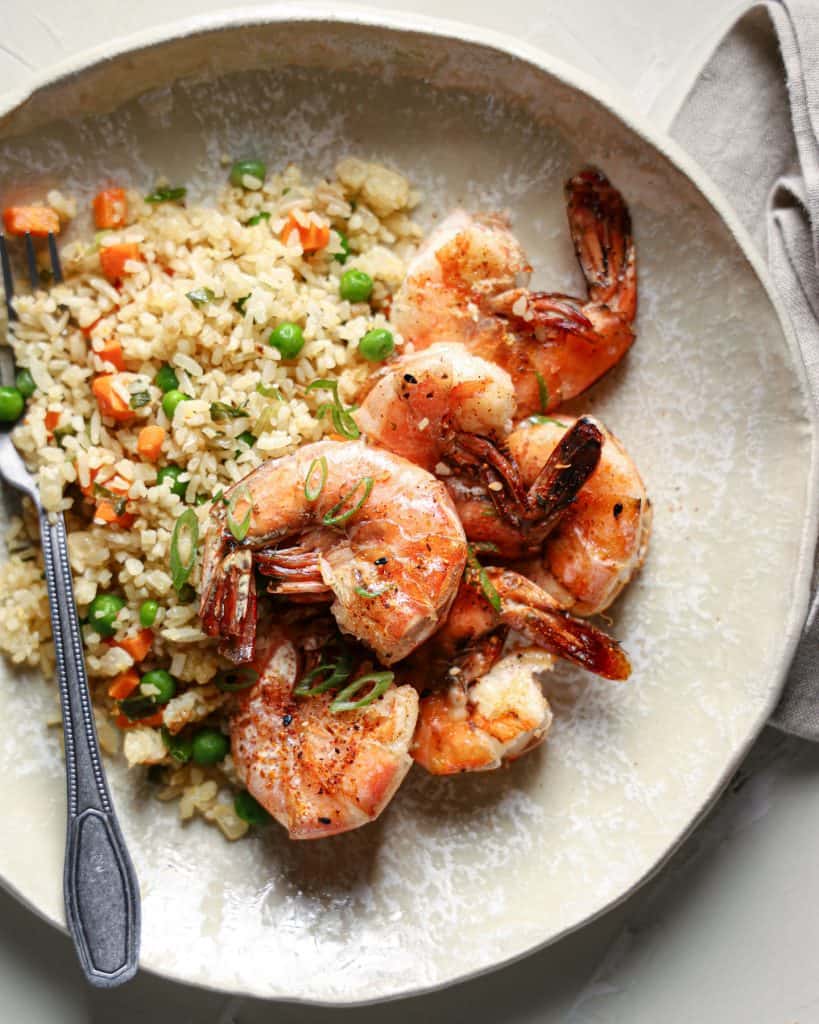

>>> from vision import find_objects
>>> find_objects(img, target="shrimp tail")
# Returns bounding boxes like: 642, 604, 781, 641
527, 416, 603, 521
481, 567, 631, 681
442, 430, 529, 528
200, 547, 258, 664
565, 168, 636, 322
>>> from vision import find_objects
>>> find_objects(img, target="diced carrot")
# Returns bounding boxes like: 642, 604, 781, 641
96, 337, 125, 371
137, 424, 166, 462
115, 629, 154, 663
94, 500, 135, 529
3, 206, 60, 238
92, 374, 134, 422
93, 188, 127, 230
115, 710, 164, 730
77, 464, 130, 499
99, 242, 142, 283
108, 669, 140, 700
81, 317, 102, 339
280, 213, 330, 253
44, 410, 60, 431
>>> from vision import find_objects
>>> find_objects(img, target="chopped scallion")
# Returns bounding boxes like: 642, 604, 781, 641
214, 667, 259, 692
304, 456, 328, 502
535, 371, 549, 414
294, 650, 353, 697
322, 476, 373, 526
129, 390, 151, 409
169, 508, 198, 592
145, 186, 187, 204
256, 381, 282, 400
465, 544, 502, 613
330, 671, 394, 713
226, 485, 252, 542
210, 401, 247, 422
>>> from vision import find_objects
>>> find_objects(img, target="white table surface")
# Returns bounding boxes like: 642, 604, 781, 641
4, 2, 819, 1021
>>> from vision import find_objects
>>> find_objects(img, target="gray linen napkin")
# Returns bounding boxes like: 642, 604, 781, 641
673, 0, 819, 739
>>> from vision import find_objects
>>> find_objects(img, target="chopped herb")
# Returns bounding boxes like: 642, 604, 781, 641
129, 390, 151, 409
214, 667, 259, 692
53, 424, 77, 447
354, 584, 389, 599
118, 693, 157, 721
466, 543, 502, 614
233, 294, 251, 314
226, 484, 252, 542
145, 186, 187, 204
246, 211, 271, 226
304, 455, 328, 502
322, 476, 373, 526
523, 413, 569, 428
333, 230, 351, 264
256, 381, 282, 400
186, 287, 215, 308
210, 401, 247, 422
535, 371, 549, 414
169, 508, 198, 592
330, 671, 394, 713
294, 649, 353, 697
306, 378, 360, 439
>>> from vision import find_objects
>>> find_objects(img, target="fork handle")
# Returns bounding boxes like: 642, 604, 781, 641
39, 509, 141, 987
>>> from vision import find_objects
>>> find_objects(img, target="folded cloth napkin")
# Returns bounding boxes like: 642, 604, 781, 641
673, 0, 819, 740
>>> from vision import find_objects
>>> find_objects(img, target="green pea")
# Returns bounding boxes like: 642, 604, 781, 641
154, 364, 179, 393
0, 386, 24, 423
87, 593, 125, 638
139, 669, 176, 705
230, 160, 267, 188
234, 790, 270, 825
156, 464, 187, 498
161, 389, 192, 420
139, 599, 159, 627
191, 728, 230, 765
268, 322, 304, 359
334, 231, 351, 264
14, 369, 36, 399
161, 726, 193, 764
358, 328, 394, 362
339, 269, 373, 303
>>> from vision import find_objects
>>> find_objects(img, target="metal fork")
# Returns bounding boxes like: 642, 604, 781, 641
0, 231, 140, 987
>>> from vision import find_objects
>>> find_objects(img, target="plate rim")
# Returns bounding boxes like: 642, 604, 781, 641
1, 3, 817, 1005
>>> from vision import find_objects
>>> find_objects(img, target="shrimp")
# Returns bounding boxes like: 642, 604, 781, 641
408, 566, 630, 774
199, 440, 467, 665
231, 621, 419, 839
390, 169, 636, 417
508, 418, 651, 615
457, 417, 651, 616
356, 343, 604, 540
355, 341, 516, 472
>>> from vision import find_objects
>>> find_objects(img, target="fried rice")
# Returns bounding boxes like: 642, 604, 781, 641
0, 157, 421, 839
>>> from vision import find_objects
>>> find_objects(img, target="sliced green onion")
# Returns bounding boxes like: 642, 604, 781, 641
523, 414, 569, 428
354, 584, 389, 599
307, 379, 359, 439
330, 671, 394, 713
256, 381, 282, 400
466, 544, 502, 613
322, 476, 373, 526
234, 294, 251, 314
145, 186, 187, 204
170, 508, 199, 592
118, 694, 157, 721
294, 650, 353, 697
246, 211, 271, 226
304, 456, 328, 502
306, 378, 340, 395
210, 401, 247, 422
226, 485, 252, 542
331, 405, 360, 440
129, 390, 151, 409
535, 371, 549, 414
186, 287, 215, 308
214, 667, 259, 692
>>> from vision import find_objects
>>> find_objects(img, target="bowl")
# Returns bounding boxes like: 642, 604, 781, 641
0, 6, 815, 1004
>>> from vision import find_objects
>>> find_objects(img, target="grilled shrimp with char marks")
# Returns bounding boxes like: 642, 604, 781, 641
231, 623, 419, 839
390, 169, 636, 417
199, 440, 467, 665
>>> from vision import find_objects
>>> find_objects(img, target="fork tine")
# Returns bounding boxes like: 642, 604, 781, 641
24, 232, 40, 290
48, 232, 63, 284
0, 234, 15, 322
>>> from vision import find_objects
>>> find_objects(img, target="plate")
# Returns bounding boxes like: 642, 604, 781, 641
0, 8, 816, 1005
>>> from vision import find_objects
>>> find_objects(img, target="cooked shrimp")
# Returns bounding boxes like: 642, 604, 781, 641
408, 566, 629, 774
390, 169, 636, 417
199, 440, 467, 665
507, 418, 651, 615
231, 623, 419, 839
355, 341, 516, 472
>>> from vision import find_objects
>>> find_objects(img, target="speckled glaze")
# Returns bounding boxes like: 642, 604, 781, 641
0, 8, 815, 1006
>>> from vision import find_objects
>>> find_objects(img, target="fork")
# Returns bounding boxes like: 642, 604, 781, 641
0, 230, 140, 987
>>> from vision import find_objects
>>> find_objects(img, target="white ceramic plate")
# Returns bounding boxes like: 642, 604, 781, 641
0, 8, 816, 1005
